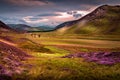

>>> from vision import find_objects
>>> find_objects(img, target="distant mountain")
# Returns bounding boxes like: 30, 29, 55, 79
55, 5, 120, 35
8, 24, 54, 32
0, 21, 13, 32
37, 26, 54, 31
8, 24, 44, 32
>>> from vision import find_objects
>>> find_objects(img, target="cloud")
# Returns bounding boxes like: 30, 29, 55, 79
9, 0, 53, 6
0, 16, 26, 24
37, 13, 62, 17
22, 16, 48, 24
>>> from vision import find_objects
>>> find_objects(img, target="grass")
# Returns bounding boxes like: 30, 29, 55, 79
13, 55, 120, 80
27, 35, 120, 48
9, 33, 120, 80
1, 32, 120, 80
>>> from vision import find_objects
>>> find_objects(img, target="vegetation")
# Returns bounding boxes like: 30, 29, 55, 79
55, 5, 120, 35
0, 5, 120, 80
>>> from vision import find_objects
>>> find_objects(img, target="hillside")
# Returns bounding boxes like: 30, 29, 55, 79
0, 21, 27, 77
0, 21, 53, 78
38, 26, 54, 31
55, 5, 120, 35
0, 21, 13, 33
0, 38, 29, 77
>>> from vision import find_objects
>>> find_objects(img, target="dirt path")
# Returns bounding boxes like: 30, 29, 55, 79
0, 39, 16, 46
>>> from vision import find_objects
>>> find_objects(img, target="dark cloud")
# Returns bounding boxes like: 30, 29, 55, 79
67, 11, 82, 18
73, 14, 82, 18
8, 0, 52, 6
28, 17, 44, 21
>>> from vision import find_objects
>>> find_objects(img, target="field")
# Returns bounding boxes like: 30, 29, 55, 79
26, 33, 120, 51
5, 33, 117, 80
1, 32, 120, 80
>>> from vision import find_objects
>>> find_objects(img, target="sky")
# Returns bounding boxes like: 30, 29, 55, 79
0, 0, 120, 27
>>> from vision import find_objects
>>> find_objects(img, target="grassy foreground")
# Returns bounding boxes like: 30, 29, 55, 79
9, 33, 120, 80
1, 33, 120, 80
13, 46, 120, 80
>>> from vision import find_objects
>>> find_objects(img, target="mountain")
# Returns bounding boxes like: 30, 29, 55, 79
0, 21, 13, 32
8, 24, 44, 32
55, 5, 120, 35
8, 24, 53, 32
38, 26, 54, 31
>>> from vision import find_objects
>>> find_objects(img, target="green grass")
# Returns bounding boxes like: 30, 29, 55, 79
27, 36, 120, 48
13, 56, 120, 80
11, 35, 120, 80
29, 46, 70, 58
2, 32, 120, 80
45, 46, 70, 54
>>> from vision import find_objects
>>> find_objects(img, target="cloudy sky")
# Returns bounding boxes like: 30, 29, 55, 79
0, 0, 120, 27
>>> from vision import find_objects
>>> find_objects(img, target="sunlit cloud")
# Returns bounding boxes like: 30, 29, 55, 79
56, 12, 73, 18
23, 16, 48, 24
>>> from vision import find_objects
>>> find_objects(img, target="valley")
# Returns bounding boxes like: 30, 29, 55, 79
0, 4, 120, 80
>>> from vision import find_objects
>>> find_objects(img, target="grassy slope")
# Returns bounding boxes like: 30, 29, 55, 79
0, 33, 53, 79
14, 56, 120, 80
12, 41, 120, 80
56, 5, 120, 35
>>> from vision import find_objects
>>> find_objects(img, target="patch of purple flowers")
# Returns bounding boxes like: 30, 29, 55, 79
63, 52, 120, 65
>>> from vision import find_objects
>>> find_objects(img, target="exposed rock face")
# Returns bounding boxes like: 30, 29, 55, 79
63, 52, 120, 65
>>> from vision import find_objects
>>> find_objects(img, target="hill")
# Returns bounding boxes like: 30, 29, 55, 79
0, 21, 52, 78
55, 5, 120, 35
0, 21, 13, 33
38, 26, 54, 31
